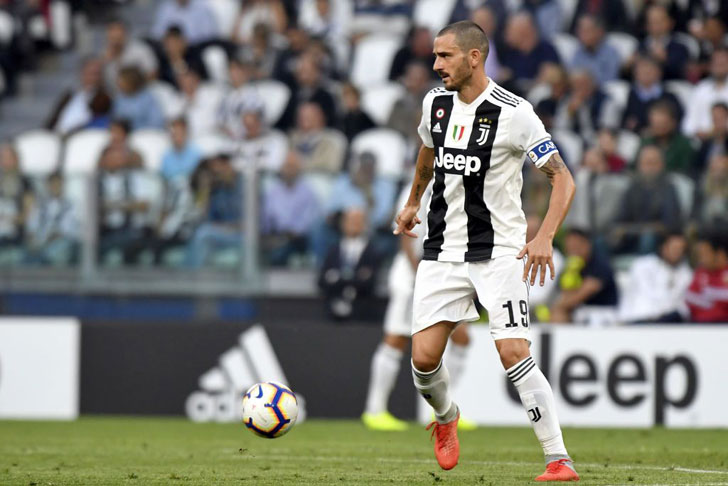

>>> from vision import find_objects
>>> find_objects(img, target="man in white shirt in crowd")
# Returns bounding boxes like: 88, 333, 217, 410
618, 232, 693, 323
683, 48, 728, 139
103, 19, 158, 92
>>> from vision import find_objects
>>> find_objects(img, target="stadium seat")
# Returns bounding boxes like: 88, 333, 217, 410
62, 129, 110, 175
555, 0, 578, 31
413, 0, 457, 34
665, 80, 693, 111
129, 129, 172, 172
49, 0, 72, 49
603, 79, 630, 110
606, 32, 638, 64
552, 33, 579, 64
14, 129, 62, 177
360, 82, 405, 125
193, 133, 235, 158
207, 0, 240, 38
149, 81, 185, 120
350, 128, 407, 179
675, 32, 700, 60
616, 130, 641, 163
202, 45, 229, 84
668, 172, 695, 220
350, 34, 403, 88
0, 10, 14, 45
301, 172, 335, 209
551, 129, 583, 170
252, 80, 291, 127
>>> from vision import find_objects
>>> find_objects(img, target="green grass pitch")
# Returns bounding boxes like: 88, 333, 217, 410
1, 417, 727, 485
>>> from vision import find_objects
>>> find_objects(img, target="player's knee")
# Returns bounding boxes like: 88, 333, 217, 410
495, 338, 530, 369
411, 348, 440, 373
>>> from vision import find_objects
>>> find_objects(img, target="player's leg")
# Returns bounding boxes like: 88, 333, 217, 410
362, 332, 409, 431
411, 321, 458, 422
411, 261, 479, 471
472, 258, 578, 481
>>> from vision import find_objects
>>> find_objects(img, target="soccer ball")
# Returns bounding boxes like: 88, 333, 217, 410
241, 382, 299, 438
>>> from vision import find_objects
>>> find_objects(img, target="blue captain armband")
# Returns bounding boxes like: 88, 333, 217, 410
527, 140, 558, 165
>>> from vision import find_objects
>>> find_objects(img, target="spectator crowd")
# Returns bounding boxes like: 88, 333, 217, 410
1, 0, 727, 323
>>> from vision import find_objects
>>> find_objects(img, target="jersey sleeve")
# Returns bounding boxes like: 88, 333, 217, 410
508, 101, 558, 168
417, 91, 435, 148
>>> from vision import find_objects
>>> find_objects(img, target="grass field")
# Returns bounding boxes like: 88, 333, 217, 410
1, 418, 727, 485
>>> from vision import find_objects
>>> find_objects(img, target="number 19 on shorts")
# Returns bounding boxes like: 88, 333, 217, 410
503, 300, 528, 328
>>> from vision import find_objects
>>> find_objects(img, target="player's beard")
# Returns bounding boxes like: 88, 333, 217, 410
441, 60, 473, 92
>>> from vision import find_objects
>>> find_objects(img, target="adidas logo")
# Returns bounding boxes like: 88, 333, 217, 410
433, 122, 442, 133
185, 324, 307, 423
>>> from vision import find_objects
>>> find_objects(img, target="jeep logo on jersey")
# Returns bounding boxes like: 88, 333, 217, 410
435, 147, 482, 176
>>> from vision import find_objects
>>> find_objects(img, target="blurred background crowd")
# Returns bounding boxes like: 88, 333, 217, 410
0, 0, 726, 325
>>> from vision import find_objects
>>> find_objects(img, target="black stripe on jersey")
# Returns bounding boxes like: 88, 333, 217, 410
423, 94, 453, 261
463, 98, 501, 261
491, 89, 518, 107
493, 87, 521, 105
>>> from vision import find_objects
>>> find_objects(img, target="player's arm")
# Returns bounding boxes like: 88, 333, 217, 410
393, 144, 435, 238
518, 152, 576, 286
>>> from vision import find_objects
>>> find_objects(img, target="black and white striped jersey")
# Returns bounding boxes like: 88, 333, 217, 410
417, 78, 558, 262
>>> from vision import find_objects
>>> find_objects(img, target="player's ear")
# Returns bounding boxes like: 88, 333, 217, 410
469, 48, 481, 68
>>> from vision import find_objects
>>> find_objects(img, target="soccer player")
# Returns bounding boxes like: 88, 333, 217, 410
393, 21, 579, 481
362, 183, 475, 432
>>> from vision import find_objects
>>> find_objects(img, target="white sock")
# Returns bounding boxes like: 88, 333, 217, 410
507, 356, 569, 460
364, 343, 404, 415
444, 342, 468, 387
412, 360, 458, 423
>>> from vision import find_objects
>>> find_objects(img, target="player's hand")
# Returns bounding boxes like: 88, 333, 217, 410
517, 236, 555, 287
393, 205, 421, 238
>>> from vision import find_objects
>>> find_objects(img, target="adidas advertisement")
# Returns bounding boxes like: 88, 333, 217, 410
418, 326, 728, 428
0, 318, 80, 419
185, 325, 307, 423
80, 320, 415, 419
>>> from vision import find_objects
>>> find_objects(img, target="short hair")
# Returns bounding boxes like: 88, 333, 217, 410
436, 20, 490, 60
566, 227, 592, 241
578, 13, 605, 30
110, 118, 132, 134
165, 25, 184, 38
649, 99, 678, 119
169, 117, 187, 128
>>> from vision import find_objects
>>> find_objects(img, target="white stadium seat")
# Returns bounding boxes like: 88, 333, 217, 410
14, 129, 62, 176
555, 0, 578, 31
350, 34, 403, 88
62, 129, 110, 175
301, 172, 336, 209
665, 80, 694, 111
675, 32, 700, 60
193, 133, 235, 159
603, 79, 630, 109
552, 33, 579, 64
149, 81, 185, 120
616, 130, 641, 164
202, 45, 229, 84
606, 32, 638, 64
668, 173, 695, 220
207, 0, 240, 38
252, 80, 291, 127
0, 10, 14, 45
552, 129, 583, 170
413, 0, 457, 34
351, 128, 408, 179
360, 82, 405, 126
130, 129, 172, 172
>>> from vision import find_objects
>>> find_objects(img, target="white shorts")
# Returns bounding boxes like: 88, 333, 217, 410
412, 256, 530, 341
383, 288, 413, 336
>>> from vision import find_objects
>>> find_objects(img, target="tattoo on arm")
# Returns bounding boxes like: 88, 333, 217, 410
538, 152, 569, 183
418, 164, 433, 181
413, 183, 422, 201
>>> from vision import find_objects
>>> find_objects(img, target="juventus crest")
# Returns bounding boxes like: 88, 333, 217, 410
476, 117, 492, 146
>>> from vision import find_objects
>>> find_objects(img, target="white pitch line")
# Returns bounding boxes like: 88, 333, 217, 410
236, 453, 728, 475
